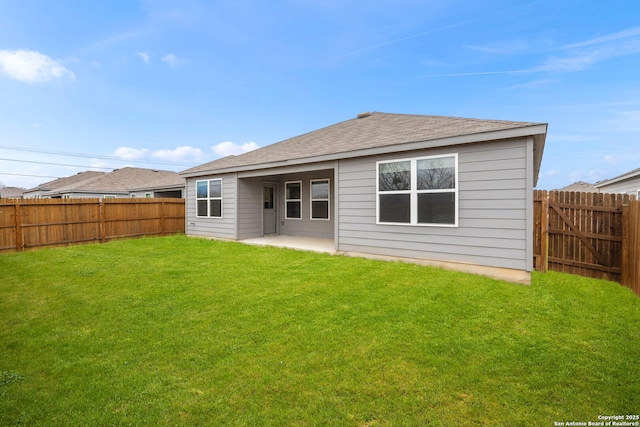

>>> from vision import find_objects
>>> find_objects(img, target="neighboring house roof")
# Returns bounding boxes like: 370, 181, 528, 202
0, 186, 26, 198
129, 182, 186, 193
181, 112, 547, 184
595, 167, 640, 189
25, 171, 105, 194
45, 167, 185, 197
557, 181, 599, 192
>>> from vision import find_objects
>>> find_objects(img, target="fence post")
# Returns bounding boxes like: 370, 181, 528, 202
622, 201, 640, 297
14, 199, 23, 252
161, 199, 166, 235
540, 196, 549, 273
621, 204, 630, 287
100, 199, 106, 243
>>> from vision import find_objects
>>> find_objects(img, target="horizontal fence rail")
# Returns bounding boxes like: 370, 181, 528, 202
534, 190, 640, 297
0, 198, 185, 253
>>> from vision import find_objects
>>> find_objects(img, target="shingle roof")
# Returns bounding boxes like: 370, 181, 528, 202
27, 171, 105, 191
49, 167, 184, 195
0, 186, 26, 198
181, 112, 546, 176
557, 181, 598, 192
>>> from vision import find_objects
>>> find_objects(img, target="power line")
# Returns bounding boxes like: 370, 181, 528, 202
0, 157, 113, 170
0, 145, 199, 167
0, 172, 61, 179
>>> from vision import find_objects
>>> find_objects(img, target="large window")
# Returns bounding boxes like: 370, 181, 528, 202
377, 154, 457, 226
285, 181, 302, 219
310, 179, 330, 220
196, 179, 222, 218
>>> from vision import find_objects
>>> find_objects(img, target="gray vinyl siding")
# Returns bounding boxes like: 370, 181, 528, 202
185, 174, 237, 240
597, 175, 640, 196
278, 170, 334, 239
337, 138, 531, 271
186, 171, 335, 241
237, 177, 265, 239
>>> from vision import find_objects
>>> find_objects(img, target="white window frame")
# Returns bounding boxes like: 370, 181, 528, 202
103, 195, 116, 199
285, 181, 302, 220
376, 153, 458, 227
310, 178, 330, 221
196, 179, 223, 218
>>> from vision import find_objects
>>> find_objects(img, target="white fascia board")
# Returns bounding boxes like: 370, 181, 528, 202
595, 168, 640, 188
128, 184, 186, 192
237, 161, 336, 179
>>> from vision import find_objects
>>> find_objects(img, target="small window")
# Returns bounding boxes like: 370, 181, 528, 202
263, 187, 274, 209
103, 195, 116, 199
377, 154, 457, 226
285, 181, 302, 219
145, 193, 152, 198
311, 179, 330, 220
196, 179, 223, 218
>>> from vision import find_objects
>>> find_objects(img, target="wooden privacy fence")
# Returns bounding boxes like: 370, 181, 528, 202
534, 190, 640, 297
0, 198, 185, 253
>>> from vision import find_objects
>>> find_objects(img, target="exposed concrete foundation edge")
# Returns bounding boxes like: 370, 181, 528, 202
186, 234, 531, 285
337, 251, 532, 285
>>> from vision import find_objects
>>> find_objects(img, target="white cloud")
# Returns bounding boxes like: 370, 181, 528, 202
0, 49, 75, 83
153, 146, 205, 161
422, 26, 640, 79
90, 160, 111, 169
162, 53, 178, 67
113, 147, 150, 160
540, 27, 640, 74
562, 26, 640, 50
137, 52, 151, 64
212, 141, 259, 157
466, 39, 532, 55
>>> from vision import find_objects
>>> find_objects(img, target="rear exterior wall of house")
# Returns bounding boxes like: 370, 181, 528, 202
185, 136, 534, 273
336, 137, 534, 272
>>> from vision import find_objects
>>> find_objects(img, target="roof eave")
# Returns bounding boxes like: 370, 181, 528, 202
532, 126, 547, 187
181, 124, 548, 178
47, 190, 130, 197
129, 183, 186, 192
594, 168, 640, 188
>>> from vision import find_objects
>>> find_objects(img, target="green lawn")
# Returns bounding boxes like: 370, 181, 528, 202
1, 235, 639, 426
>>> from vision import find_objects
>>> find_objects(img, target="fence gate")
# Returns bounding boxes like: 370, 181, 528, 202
534, 190, 633, 284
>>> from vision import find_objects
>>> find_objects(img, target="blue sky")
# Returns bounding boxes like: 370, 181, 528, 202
1, 0, 639, 190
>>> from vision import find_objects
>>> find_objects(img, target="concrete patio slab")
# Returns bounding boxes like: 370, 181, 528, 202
241, 235, 336, 254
